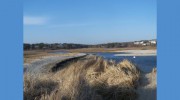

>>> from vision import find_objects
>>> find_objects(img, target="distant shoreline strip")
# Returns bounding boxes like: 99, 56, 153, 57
114, 54, 156, 56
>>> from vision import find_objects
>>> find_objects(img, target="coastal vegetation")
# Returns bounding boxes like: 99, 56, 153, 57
24, 55, 156, 100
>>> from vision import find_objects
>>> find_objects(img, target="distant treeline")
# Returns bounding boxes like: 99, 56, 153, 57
24, 40, 156, 50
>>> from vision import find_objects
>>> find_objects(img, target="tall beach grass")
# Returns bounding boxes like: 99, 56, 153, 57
24, 55, 142, 100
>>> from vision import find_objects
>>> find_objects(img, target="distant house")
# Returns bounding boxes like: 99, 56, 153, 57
142, 43, 147, 46
134, 41, 144, 45
134, 40, 153, 46
149, 40, 156, 44
139, 41, 144, 44
134, 41, 140, 45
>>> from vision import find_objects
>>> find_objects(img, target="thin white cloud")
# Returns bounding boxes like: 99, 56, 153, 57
49, 23, 93, 28
23, 16, 48, 25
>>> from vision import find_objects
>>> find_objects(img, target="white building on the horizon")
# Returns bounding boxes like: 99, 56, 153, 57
134, 41, 141, 45
134, 41, 144, 45
134, 39, 157, 46
149, 39, 157, 44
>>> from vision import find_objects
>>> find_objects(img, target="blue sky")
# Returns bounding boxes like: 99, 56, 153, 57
24, 0, 156, 44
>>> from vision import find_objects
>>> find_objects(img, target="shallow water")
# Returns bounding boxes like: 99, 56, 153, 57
91, 52, 157, 73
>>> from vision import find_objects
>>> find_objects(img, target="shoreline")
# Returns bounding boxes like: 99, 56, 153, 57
24, 47, 156, 53
114, 50, 156, 56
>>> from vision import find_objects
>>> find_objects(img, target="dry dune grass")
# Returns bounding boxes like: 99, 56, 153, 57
24, 73, 58, 100
24, 55, 140, 100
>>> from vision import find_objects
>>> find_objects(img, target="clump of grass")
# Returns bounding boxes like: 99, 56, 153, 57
24, 74, 58, 100
85, 57, 140, 100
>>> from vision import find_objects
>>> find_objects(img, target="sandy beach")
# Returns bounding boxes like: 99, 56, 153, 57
114, 50, 156, 56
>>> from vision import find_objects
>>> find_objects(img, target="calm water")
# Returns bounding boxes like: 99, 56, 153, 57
90, 52, 157, 73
